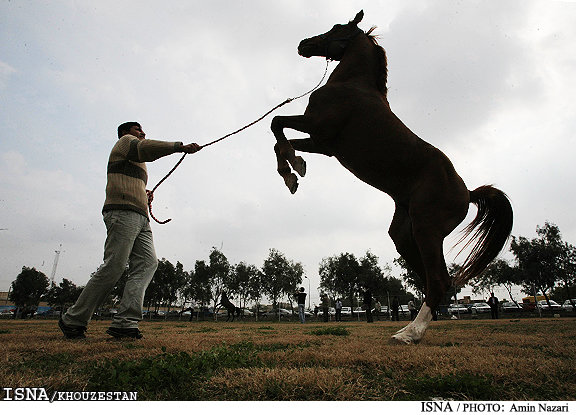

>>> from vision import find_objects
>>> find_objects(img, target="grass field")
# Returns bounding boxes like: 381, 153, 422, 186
0, 318, 574, 401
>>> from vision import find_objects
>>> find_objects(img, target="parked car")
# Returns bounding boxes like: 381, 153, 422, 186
501, 301, 523, 312
562, 299, 576, 311
468, 302, 491, 313
448, 304, 469, 314
340, 306, 352, 316
399, 305, 411, 316
264, 308, 292, 317
537, 300, 562, 311
353, 307, 365, 315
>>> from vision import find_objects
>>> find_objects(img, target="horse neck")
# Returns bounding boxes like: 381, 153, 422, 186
328, 35, 380, 89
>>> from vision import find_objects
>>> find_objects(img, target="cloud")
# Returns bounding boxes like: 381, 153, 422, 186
0, 61, 16, 90
384, 0, 544, 146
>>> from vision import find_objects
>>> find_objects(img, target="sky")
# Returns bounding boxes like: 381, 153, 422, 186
1, 0, 576, 307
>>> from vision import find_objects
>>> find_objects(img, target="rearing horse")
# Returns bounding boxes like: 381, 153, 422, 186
271, 11, 513, 344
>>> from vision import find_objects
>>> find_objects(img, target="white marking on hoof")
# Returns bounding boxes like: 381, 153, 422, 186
389, 333, 415, 345
389, 303, 433, 345
291, 156, 306, 177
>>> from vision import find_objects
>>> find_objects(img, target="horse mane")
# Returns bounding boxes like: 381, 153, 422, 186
365, 27, 388, 95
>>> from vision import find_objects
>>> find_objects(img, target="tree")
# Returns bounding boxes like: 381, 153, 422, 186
557, 242, 576, 307
44, 278, 83, 314
510, 222, 565, 308
207, 247, 231, 319
189, 260, 213, 318
319, 252, 361, 309
472, 258, 521, 304
246, 267, 264, 321
358, 251, 391, 302
228, 262, 260, 314
261, 248, 303, 317
144, 258, 187, 315
9, 266, 50, 317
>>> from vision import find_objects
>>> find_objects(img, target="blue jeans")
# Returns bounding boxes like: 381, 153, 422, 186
63, 210, 157, 329
298, 304, 306, 323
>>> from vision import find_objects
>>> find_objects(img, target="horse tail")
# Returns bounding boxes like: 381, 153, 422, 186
453, 185, 513, 287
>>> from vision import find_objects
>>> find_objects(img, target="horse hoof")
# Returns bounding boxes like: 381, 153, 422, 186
284, 173, 299, 194
389, 334, 413, 345
292, 156, 307, 177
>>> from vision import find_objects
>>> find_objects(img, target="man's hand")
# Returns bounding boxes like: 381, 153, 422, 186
181, 143, 202, 154
146, 190, 154, 204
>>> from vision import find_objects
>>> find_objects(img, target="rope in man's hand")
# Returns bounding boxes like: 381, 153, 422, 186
147, 144, 202, 224
147, 59, 331, 224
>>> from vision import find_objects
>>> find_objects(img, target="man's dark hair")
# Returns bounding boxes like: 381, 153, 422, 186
117, 121, 141, 138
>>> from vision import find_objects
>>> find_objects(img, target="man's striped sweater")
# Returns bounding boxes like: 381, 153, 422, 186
102, 134, 184, 218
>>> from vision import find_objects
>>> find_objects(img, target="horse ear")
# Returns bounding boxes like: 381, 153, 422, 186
351, 10, 364, 25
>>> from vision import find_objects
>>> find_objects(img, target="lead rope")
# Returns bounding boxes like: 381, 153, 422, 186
148, 60, 331, 224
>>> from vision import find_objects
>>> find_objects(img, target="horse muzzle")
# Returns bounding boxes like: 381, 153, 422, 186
298, 37, 323, 58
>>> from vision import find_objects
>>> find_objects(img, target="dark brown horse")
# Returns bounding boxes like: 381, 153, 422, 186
271, 11, 513, 344
219, 291, 240, 322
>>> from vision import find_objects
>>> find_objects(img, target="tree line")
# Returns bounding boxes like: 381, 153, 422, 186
6, 221, 576, 318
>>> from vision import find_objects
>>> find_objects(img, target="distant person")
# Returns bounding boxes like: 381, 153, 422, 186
363, 290, 373, 323
321, 293, 329, 322
295, 287, 307, 323
408, 299, 417, 320
335, 298, 343, 322
373, 299, 381, 321
58, 122, 201, 339
488, 292, 499, 319
391, 296, 400, 321
314, 305, 319, 318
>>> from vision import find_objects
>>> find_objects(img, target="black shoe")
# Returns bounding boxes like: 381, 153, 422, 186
106, 327, 143, 339
58, 318, 87, 339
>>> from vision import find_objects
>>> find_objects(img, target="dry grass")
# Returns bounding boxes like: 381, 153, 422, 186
0, 318, 574, 400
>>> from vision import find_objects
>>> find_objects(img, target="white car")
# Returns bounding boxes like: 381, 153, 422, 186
448, 304, 469, 314
501, 301, 523, 312
562, 299, 576, 311
340, 306, 352, 316
537, 300, 562, 311
399, 305, 411, 315
468, 302, 491, 313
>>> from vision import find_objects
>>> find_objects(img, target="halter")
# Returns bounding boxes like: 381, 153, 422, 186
147, 60, 331, 224
323, 27, 363, 60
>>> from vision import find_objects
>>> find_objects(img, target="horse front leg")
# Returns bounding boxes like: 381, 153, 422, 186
271, 115, 313, 193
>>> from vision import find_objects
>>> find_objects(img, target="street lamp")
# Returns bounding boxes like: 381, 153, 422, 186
304, 276, 311, 309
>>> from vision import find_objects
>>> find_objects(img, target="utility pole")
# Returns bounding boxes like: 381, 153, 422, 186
50, 244, 63, 285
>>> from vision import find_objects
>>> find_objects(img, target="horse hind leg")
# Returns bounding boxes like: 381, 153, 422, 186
391, 230, 451, 345
388, 206, 430, 341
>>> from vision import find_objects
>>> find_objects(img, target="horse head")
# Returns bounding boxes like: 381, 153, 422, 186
298, 10, 364, 61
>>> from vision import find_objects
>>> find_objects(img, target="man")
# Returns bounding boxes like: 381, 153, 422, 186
408, 299, 417, 321
373, 299, 381, 321
488, 292, 499, 319
59, 122, 201, 339
363, 289, 373, 323
335, 298, 342, 322
296, 287, 307, 323
321, 293, 329, 322
391, 295, 400, 321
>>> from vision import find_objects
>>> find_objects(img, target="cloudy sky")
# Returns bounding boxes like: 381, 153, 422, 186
1, 0, 575, 306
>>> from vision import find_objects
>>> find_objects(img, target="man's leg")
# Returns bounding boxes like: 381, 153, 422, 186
111, 215, 157, 329
62, 211, 139, 328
